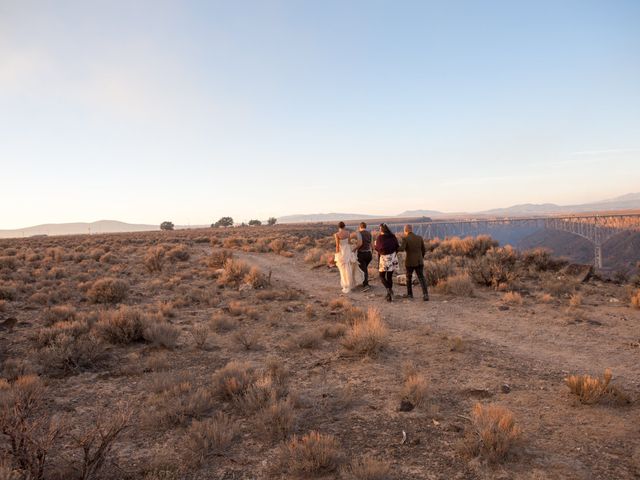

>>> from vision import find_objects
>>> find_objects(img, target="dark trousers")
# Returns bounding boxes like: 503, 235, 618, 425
379, 271, 394, 290
406, 265, 429, 298
357, 251, 372, 286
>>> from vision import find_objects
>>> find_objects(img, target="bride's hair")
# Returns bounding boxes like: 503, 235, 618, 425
338, 221, 345, 229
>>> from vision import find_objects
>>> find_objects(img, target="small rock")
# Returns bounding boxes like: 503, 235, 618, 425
501, 384, 511, 393
498, 305, 510, 311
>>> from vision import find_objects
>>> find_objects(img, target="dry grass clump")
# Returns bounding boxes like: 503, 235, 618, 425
282, 431, 343, 475
144, 246, 166, 273
290, 329, 323, 349
539, 293, 553, 303
565, 369, 629, 405
209, 313, 237, 332
323, 324, 347, 339
42, 305, 77, 326
244, 266, 270, 289
96, 306, 148, 344
145, 379, 216, 427
143, 320, 180, 349
211, 361, 256, 401
463, 403, 522, 463
400, 372, 428, 409
257, 398, 296, 440
342, 307, 388, 356
207, 249, 233, 268
217, 258, 250, 288
233, 329, 260, 350
182, 413, 236, 466
469, 246, 518, 290
0, 375, 64, 478
435, 272, 474, 296
629, 289, 640, 309
569, 293, 583, 308
341, 455, 392, 480
87, 278, 128, 304
304, 248, 325, 265
191, 324, 208, 349
521, 248, 566, 272
166, 244, 189, 262
502, 291, 523, 305
0, 284, 18, 301
269, 238, 286, 254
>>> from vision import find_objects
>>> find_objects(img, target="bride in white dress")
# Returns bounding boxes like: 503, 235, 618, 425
334, 222, 364, 294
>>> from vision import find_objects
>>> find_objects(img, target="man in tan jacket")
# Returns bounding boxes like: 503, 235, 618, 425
399, 224, 429, 301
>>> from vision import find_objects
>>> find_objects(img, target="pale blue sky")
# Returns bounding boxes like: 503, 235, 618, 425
1, 0, 639, 228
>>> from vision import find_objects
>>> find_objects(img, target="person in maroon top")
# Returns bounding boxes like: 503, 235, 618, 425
374, 224, 400, 302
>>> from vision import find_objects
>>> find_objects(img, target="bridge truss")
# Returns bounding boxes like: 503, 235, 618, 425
387, 213, 640, 269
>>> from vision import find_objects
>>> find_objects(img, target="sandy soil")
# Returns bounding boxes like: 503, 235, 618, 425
237, 250, 640, 479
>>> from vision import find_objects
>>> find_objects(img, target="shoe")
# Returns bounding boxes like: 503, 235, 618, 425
362, 285, 371, 292
386, 288, 394, 302
404, 293, 414, 299
423, 295, 429, 301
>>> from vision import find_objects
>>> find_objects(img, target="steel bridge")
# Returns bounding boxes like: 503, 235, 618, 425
387, 213, 640, 269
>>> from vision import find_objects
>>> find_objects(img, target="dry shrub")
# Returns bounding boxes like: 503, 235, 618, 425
565, 369, 629, 405
569, 293, 582, 308
143, 320, 180, 349
0, 256, 17, 271
87, 278, 128, 304
400, 373, 428, 408
424, 257, 455, 286
211, 361, 256, 401
450, 336, 465, 352
258, 398, 296, 440
323, 324, 347, 339
233, 329, 260, 350
244, 266, 270, 289
539, 293, 553, 303
469, 246, 518, 289
304, 248, 326, 265
144, 246, 165, 273
207, 249, 233, 268
541, 275, 577, 298
218, 258, 250, 288
291, 329, 323, 349
342, 455, 392, 480
283, 431, 342, 475
209, 313, 237, 333
70, 407, 131, 480
183, 413, 236, 466
1, 359, 36, 382
191, 325, 208, 349
464, 403, 521, 463
0, 284, 17, 301
96, 307, 148, 344
269, 239, 286, 254
37, 329, 105, 374
329, 297, 352, 311
521, 248, 566, 272
435, 272, 474, 296
502, 291, 523, 305
146, 380, 216, 427
43, 305, 76, 326
629, 289, 640, 309
342, 307, 388, 356
0, 375, 64, 479
0, 300, 6, 312
166, 245, 189, 262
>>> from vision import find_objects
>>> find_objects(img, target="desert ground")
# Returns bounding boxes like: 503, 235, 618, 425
1, 225, 639, 480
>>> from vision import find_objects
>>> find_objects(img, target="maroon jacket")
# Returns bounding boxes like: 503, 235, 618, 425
375, 233, 399, 255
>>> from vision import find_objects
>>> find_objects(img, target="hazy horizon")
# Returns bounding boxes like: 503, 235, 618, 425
2, 1, 639, 229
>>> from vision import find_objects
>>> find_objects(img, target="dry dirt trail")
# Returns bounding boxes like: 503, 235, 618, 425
238, 251, 640, 389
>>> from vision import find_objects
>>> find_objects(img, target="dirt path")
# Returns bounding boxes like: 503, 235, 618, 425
239, 251, 640, 387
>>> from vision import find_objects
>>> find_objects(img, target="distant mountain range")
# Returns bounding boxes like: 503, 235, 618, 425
279, 192, 640, 223
1, 193, 638, 239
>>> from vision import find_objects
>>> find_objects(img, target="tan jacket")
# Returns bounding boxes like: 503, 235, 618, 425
399, 232, 426, 267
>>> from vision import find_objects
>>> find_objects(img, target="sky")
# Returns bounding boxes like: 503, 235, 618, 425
1, 0, 639, 228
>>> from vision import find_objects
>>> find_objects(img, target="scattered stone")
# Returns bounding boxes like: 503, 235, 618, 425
501, 384, 511, 394
498, 305, 510, 311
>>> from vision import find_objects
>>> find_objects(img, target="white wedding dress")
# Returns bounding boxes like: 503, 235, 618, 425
334, 236, 364, 293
